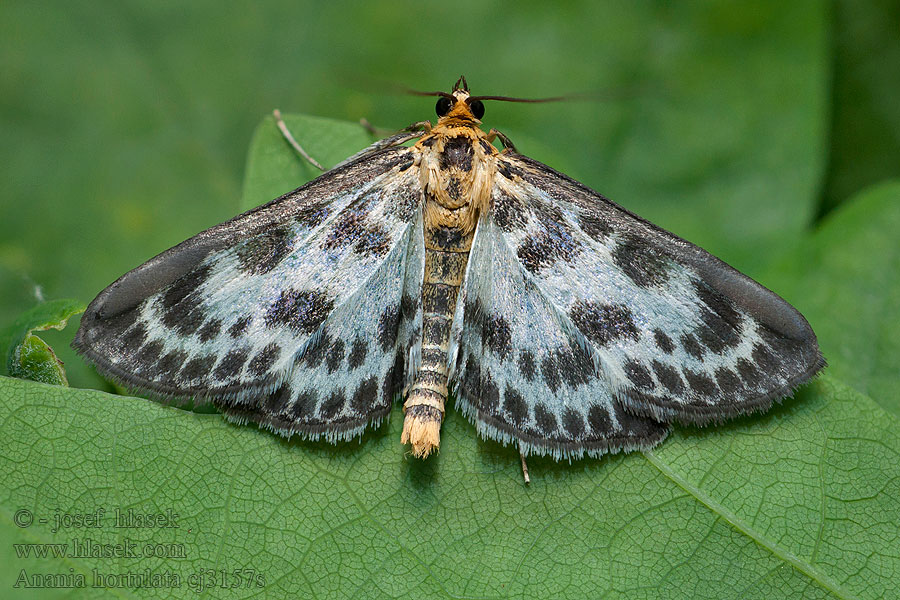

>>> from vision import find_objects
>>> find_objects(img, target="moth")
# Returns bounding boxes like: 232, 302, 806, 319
74, 76, 825, 469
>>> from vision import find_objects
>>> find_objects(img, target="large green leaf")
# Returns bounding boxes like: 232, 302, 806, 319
2, 373, 897, 599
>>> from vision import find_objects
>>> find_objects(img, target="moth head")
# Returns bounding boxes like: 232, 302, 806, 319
419, 76, 566, 123
434, 76, 485, 122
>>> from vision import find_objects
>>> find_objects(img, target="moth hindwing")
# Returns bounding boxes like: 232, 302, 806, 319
74, 77, 824, 467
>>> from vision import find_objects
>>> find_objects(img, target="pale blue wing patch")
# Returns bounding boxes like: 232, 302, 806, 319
75, 148, 422, 443
449, 215, 669, 460
219, 210, 426, 441
490, 155, 824, 426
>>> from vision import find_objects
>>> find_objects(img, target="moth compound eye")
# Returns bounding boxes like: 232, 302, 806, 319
435, 97, 452, 117
468, 99, 485, 120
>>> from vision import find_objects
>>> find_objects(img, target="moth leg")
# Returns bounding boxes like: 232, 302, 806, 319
520, 451, 531, 485
485, 128, 518, 154
273, 109, 325, 171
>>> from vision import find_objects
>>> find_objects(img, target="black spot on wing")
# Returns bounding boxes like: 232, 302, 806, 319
693, 280, 742, 325
715, 367, 742, 396
382, 352, 405, 403
587, 404, 612, 435
555, 340, 594, 388
377, 304, 401, 352
248, 343, 281, 377
197, 318, 222, 342
518, 350, 536, 381
502, 385, 528, 426
229, 315, 252, 338
541, 355, 560, 393
653, 329, 675, 354
135, 340, 164, 371
613, 235, 670, 288
462, 355, 481, 401
569, 301, 639, 347
322, 206, 368, 251
696, 307, 742, 353
439, 136, 473, 171
263, 385, 292, 414
751, 343, 779, 372
624, 360, 654, 390
321, 191, 395, 258
319, 389, 346, 419
266, 289, 334, 334
652, 360, 684, 394
122, 323, 148, 354
353, 223, 392, 257
479, 374, 500, 413
350, 377, 379, 414
237, 226, 294, 275
483, 315, 512, 361
680, 333, 705, 360
534, 403, 558, 435
348, 337, 368, 370
214, 348, 250, 380
562, 408, 585, 438
735, 357, 759, 385
493, 191, 528, 232
291, 390, 318, 419
326, 339, 345, 373
516, 211, 581, 274
160, 265, 211, 335
578, 212, 612, 241
683, 369, 718, 397
161, 265, 211, 313
302, 330, 330, 368
295, 199, 331, 228
178, 354, 215, 382
155, 350, 187, 379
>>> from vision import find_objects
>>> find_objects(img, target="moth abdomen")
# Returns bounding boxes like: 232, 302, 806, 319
401, 224, 474, 456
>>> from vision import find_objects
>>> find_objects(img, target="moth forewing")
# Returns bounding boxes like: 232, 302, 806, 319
74, 78, 824, 471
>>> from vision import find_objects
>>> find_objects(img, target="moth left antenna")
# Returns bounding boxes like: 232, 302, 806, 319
273, 109, 325, 171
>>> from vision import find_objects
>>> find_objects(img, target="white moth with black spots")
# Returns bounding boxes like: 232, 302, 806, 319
75, 76, 825, 471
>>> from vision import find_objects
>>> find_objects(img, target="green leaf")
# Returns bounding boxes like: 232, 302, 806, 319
2, 372, 898, 599
1, 299, 85, 386
760, 181, 900, 415
240, 114, 377, 211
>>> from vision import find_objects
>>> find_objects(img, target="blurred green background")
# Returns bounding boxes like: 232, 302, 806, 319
1, 0, 898, 390
4, 3, 900, 599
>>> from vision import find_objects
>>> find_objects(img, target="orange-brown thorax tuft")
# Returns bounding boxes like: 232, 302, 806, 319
413, 91, 497, 234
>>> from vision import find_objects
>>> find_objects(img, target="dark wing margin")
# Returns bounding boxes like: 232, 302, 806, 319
73, 147, 421, 424
482, 152, 824, 431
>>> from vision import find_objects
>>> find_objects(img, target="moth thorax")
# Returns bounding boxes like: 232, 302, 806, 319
401, 394, 444, 458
